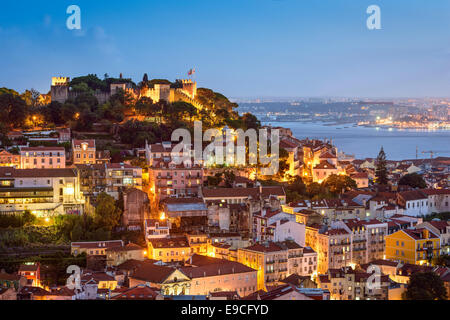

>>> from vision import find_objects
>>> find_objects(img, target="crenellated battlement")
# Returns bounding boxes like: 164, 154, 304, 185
52, 77, 70, 86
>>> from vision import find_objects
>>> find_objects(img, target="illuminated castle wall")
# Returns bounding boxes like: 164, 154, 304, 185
50, 77, 200, 107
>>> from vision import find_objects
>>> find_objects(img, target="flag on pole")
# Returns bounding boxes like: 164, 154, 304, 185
188, 68, 195, 76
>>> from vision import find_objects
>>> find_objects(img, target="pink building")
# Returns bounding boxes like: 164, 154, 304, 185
149, 161, 203, 202
19, 147, 66, 169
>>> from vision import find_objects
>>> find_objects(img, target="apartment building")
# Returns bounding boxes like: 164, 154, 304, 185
72, 139, 96, 165
237, 240, 317, 291
181, 254, 258, 297
317, 228, 351, 274
332, 219, 388, 265
0, 167, 84, 215
71, 240, 124, 256
149, 162, 203, 202
0, 150, 20, 167
385, 228, 441, 265
105, 163, 142, 200
19, 147, 66, 169
317, 267, 390, 300
147, 236, 191, 263
397, 190, 429, 216
416, 220, 450, 255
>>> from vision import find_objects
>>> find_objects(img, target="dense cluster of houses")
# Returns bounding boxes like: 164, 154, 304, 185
0, 126, 449, 300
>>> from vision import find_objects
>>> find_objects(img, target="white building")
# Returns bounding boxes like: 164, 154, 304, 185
0, 167, 84, 216
273, 220, 306, 247
397, 190, 429, 216
422, 189, 450, 214
144, 219, 170, 240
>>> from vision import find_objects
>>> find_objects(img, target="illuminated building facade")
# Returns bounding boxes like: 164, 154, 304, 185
0, 167, 84, 216
0, 150, 20, 168
19, 147, 66, 169
72, 139, 96, 165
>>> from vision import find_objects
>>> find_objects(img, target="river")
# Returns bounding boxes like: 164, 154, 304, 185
262, 121, 450, 160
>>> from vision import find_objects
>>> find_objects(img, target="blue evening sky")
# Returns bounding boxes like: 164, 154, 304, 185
0, 0, 449, 98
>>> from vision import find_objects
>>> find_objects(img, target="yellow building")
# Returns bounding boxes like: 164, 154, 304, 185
186, 233, 211, 256
148, 236, 191, 263
71, 240, 124, 256
385, 228, 440, 265
72, 139, 96, 165
106, 243, 146, 267
81, 272, 117, 290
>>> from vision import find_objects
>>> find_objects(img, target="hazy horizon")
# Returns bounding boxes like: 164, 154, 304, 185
0, 0, 449, 98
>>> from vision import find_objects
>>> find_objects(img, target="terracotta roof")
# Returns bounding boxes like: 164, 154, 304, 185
243, 240, 302, 253
281, 274, 316, 287
402, 228, 439, 240
19, 286, 50, 296
428, 220, 450, 232
202, 186, 285, 199
72, 139, 95, 148
319, 151, 337, 159
116, 259, 158, 271
209, 291, 239, 299
131, 264, 178, 283
18, 264, 39, 272
111, 284, 160, 300
180, 262, 255, 279
321, 228, 349, 236
351, 172, 369, 179
148, 237, 189, 248
398, 190, 427, 201
313, 160, 336, 170
0, 167, 76, 178
106, 243, 143, 252
421, 188, 450, 195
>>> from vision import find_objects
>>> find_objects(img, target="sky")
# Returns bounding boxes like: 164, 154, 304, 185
0, 0, 449, 98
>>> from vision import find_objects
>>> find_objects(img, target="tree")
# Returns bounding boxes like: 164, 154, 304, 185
21, 89, 41, 107
223, 170, 236, 187
206, 173, 223, 187
375, 147, 388, 185
0, 93, 27, 128
432, 254, 450, 267
306, 182, 325, 198
323, 174, 357, 195
287, 176, 307, 195
403, 272, 447, 300
399, 173, 427, 189
94, 192, 122, 230
143, 73, 149, 83
242, 112, 261, 130
21, 210, 36, 226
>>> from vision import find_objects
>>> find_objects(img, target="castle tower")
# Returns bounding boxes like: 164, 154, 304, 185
181, 79, 197, 99
50, 77, 70, 103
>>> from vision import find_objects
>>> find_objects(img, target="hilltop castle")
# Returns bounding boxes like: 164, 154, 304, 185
50, 76, 200, 108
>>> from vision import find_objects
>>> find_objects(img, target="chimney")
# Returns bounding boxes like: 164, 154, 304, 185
422, 229, 429, 239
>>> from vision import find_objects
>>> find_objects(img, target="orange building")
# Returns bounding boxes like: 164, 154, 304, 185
0, 150, 20, 167
72, 139, 96, 164
18, 263, 40, 287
